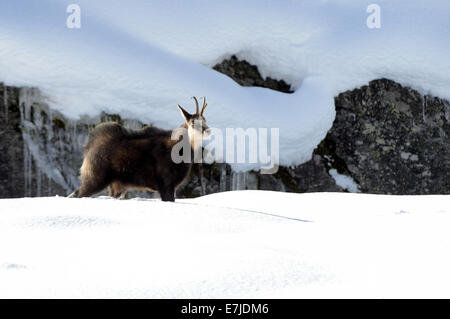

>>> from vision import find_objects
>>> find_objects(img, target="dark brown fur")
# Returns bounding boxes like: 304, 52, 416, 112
70, 122, 192, 201
70, 97, 209, 201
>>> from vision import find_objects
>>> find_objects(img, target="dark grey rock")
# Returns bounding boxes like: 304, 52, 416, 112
0, 84, 68, 197
0, 84, 25, 198
280, 155, 342, 193
213, 55, 293, 93
328, 79, 450, 194
210, 56, 449, 195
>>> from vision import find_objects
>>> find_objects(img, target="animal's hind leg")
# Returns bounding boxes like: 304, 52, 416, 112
76, 177, 110, 198
160, 191, 175, 202
109, 181, 127, 199
158, 183, 175, 202
67, 189, 79, 198
75, 156, 111, 198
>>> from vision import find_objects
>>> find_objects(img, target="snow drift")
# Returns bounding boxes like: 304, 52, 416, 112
0, 191, 450, 298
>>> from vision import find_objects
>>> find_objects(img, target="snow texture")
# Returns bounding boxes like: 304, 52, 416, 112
1, 1, 449, 170
0, 191, 449, 298
329, 169, 360, 193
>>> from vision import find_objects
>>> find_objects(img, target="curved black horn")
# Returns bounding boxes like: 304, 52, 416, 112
201, 96, 207, 115
192, 96, 199, 114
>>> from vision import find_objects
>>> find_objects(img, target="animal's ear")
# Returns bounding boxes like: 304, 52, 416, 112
178, 104, 192, 123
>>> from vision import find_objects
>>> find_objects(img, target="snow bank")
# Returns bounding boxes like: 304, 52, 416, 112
0, 191, 450, 298
0, 0, 449, 170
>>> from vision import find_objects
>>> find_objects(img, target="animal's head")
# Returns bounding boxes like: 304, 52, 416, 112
178, 97, 210, 149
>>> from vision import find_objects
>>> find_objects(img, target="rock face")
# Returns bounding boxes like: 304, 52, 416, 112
0, 84, 147, 198
0, 57, 449, 198
210, 56, 449, 195
329, 79, 450, 194
0, 85, 75, 197
0, 85, 27, 197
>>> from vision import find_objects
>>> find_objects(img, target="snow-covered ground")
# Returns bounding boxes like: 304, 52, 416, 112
1, 1, 449, 170
1, 191, 449, 298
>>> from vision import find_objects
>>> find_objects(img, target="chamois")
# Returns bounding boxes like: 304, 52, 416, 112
69, 97, 209, 201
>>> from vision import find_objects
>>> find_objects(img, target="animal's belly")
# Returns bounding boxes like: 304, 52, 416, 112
125, 185, 157, 192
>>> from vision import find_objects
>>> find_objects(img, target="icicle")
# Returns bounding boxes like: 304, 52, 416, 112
72, 124, 79, 153
230, 171, 235, 190
58, 129, 64, 152
246, 172, 258, 190
230, 171, 247, 191
23, 88, 35, 197
19, 89, 28, 196
3, 86, 8, 124
48, 175, 52, 196
422, 95, 426, 123
23, 143, 28, 197
23, 142, 33, 197
236, 172, 242, 190
36, 164, 42, 197
19, 87, 32, 122
28, 148, 33, 196
243, 171, 248, 190
220, 163, 227, 192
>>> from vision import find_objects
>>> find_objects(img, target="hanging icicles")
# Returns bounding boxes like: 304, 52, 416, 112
230, 171, 248, 191
219, 163, 227, 192
3, 86, 8, 125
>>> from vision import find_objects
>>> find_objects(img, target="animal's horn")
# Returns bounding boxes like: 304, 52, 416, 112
192, 96, 199, 114
201, 96, 207, 116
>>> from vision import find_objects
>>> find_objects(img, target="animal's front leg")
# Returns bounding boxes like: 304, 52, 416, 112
158, 183, 175, 202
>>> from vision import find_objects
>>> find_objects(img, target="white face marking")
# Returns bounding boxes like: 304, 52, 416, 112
188, 116, 210, 149
188, 118, 205, 150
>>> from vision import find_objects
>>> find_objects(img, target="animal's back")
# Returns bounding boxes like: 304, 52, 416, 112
84, 122, 127, 153
84, 122, 171, 154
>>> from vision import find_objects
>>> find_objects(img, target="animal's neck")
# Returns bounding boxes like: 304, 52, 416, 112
168, 124, 202, 163
178, 123, 203, 151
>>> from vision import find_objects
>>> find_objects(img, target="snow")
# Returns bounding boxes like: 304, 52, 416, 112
1, 191, 450, 298
329, 169, 360, 193
0, 1, 449, 171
